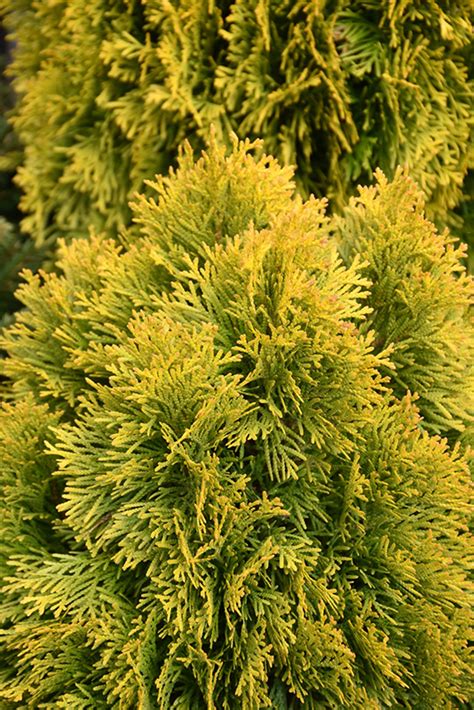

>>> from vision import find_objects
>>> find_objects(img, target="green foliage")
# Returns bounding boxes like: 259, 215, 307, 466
0, 0, 472, 250
1, 141, 472, 707
336, 169, 474, 439
337, 2, 473, 224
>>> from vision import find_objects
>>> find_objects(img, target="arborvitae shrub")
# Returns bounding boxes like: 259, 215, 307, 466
1, 0, 472, 249
336, 170, 474, 440
0, 141, 472, 707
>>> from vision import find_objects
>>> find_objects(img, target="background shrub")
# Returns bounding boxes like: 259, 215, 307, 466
1, 0, 472, 249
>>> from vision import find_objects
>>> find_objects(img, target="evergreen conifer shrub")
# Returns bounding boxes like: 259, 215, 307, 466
1, 0, 472, 249
336, 170, 473, 440
0, 141, 472, 707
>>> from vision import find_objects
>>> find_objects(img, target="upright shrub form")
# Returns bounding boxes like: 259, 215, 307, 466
1, 0, 472, 249
0, 142, 472, 707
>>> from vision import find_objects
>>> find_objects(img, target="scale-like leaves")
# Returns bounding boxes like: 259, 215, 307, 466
0, 142, 472, 706
1, 0, 471, 250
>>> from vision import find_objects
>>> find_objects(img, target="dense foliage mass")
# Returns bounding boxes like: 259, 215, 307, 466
335, 171, 473, 441
0, 142, 472, 707
1, 0, 472, 250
